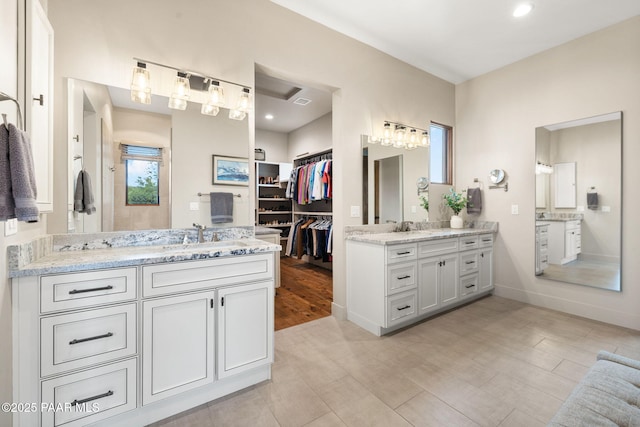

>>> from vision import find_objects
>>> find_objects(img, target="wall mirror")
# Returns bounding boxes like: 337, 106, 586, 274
361, 135, 430, 225
65, 77, 251, 233
534, 111, 622, 291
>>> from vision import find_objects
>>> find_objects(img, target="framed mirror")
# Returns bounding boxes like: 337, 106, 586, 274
534, 111, 622, 291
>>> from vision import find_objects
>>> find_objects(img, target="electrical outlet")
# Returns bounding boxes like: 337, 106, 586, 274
350, 206, 361, 218
4, 218, 17, 236
189, 202, 199, 211
602, 206, 611, 212
511, 204, 519, 215
577, 205, 585, 212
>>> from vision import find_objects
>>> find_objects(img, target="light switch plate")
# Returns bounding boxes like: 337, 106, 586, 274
602, 206, 611, 212
350, 206, 361, 218
189, 202, 199, 211
511, 204, 519, 215
577, 205, 585, 212
4, 218, 18, 236
411, 205, 417, 214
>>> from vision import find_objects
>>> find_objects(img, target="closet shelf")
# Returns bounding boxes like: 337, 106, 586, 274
258, 197, 289, 201
294, 211, 333, 216
258, 211, 293, 215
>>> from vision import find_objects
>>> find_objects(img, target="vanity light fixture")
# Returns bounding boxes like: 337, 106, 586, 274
168, 72, 190, 110
130, 62, 151, 104
421, 131, 430, 147
130, 58, 252, 120
535, 161, 553, 174
372, 121, 430, 150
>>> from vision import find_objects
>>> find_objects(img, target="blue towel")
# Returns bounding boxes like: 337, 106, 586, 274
210, 192, 233, 223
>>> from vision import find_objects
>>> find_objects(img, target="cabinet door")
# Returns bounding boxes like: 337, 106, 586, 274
27, 0, 54, 211
565, 229, 578, 258
417, 257, 440, 315
142, 291, 215, 405
478, 248, 494, 292
217, 281, 274, 379
440, 253, 459, 307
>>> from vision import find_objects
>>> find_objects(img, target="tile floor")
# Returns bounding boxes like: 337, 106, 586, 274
149, 296, 640, 426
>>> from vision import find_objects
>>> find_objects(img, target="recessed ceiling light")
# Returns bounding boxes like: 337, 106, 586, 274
265, 114, 274, 120
513, 3, 534, 17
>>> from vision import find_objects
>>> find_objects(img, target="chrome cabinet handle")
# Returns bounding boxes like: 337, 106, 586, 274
71, 390, 113, 407
69, 285, 114, 295
69, 332, 113, 345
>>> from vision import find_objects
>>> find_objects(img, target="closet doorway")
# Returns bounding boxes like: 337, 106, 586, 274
254, 69, 334, 330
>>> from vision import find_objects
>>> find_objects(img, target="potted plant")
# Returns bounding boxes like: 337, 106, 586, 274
419, 195, 429, 212
443, 188, 468, 229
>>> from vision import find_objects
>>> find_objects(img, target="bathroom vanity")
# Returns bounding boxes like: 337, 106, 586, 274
346, 226, 496, 336
8, 231, 279, 427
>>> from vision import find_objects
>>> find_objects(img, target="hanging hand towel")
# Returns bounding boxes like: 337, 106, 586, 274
587, 192, 599, 210
210, 192, 234, 223
0, 124, 16, 221
8, 123, 38, 222
73, 170, 97, 214
74, 170, 84, 212
467, 187, 482, 215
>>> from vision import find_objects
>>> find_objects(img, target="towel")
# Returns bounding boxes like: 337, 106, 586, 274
210, 192, 233, 223
6, 123, 38, 222
74, 170, 96, 214
0, 124, 15, 221
587, 192, 599, 210
467, 187, 482, 215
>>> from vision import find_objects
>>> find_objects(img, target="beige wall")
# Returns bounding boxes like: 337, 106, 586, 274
256, 129, 289, 164
48, 0, 456, 320
112, 108, 172, 231
455, 16, 640, 328
287, 112, 332, 160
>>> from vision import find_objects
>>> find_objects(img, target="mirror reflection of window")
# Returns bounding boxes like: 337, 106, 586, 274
429, 122, 453, 185
121, 144, 163, 206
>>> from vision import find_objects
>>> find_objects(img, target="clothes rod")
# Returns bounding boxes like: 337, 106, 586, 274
197, 192, 241, 198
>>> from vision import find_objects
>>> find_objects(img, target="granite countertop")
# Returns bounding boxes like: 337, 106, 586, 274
9, 237, 281, 278
345, 228, 496, 246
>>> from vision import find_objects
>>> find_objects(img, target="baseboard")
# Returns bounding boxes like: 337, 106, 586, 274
331, 302, 347, 320
494, 284, 640, 330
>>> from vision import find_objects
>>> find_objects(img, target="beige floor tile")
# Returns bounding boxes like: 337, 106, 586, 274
347, 363, 424, 409
396, 391, 480, 427
498, 409, 546, 427
533, 338, 600, 366
304, 412, 347, 426
552, 359, 590, 382
613, 345, 640, 360
207, 388, 279, 427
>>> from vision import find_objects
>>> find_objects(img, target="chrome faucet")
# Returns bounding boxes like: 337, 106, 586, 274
211, 232, 220, 242
193, 223, 207, 243
395, 221, 413, 232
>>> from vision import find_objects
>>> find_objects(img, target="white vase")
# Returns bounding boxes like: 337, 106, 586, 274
450, 214, 463, 229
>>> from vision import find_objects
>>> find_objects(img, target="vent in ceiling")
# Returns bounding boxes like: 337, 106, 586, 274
293, 97, 312, 106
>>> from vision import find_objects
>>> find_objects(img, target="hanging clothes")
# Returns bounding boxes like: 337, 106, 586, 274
287, 159, 332, 205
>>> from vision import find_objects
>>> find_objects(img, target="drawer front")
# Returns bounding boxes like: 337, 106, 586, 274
41, 358, 137, 427
386, 244, 417, 263
478, 234, 494, 248
540, 254, 549, 270
539, 237, 549, 254
418, 238, 458, 258
41, 268, 137, 314
566, 220, 581, 229
387, 262, 417, 295
143, 253, 273, 297
459, 235, 479, 250
460, 251, 479, 275
460, 274, 479, 298
41, 304, 137, 377
386, 291, 417, 327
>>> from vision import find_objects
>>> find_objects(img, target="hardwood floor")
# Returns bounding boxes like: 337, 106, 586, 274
275, 256, 333, 330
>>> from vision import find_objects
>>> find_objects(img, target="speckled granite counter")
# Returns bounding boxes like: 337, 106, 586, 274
344, 221, 498, 246
7, 227, 281, 278
536, 213, 583, 222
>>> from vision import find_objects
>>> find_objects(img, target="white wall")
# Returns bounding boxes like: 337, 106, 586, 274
455, 16, 640, 328
256, 129, 288, 163
288, 113, 332, 160
48, 0, 456, 323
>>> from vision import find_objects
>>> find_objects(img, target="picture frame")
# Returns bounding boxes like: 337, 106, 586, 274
212, 155, 249, 186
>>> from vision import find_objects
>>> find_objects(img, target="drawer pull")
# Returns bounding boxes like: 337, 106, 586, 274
482, 239, 491, 242
69, 285, 114, 295
465, 261, 475, 265
465, 284, 475, 289
397, 305, 411, 311
396, 251, 411, 255
69, 332, 114, 345
464, 241, 475, 245
397, 275, 411, 280
71, 390, 113, 407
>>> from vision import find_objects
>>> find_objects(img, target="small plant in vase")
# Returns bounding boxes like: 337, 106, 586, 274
443, 188, 469, 229
419, 195, 429, 212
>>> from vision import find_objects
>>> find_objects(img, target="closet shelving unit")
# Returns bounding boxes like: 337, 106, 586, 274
255, 161, 294, 248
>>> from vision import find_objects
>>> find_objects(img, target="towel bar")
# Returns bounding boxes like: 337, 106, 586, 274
0, 91, 24, 131
197, 192, 241, 198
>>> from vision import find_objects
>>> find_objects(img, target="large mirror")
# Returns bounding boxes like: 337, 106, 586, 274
66, 77, 251, 233
361, 135, 430, 224
534, 112, 622, 291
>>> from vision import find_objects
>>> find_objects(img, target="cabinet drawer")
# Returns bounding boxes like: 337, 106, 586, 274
41, 268, 137, 313
418, 238, 458, 258
460, 274, 478, 298
41, 358, 137, 427
41, 304, 137, 377
143, 253, 273, 297
386, 291, 417, 327
387, 262, 417, 295
386, 244, 417, 263
459, 235, 479, 250
566, 220, 581, 229
478, 234, 494, 248
460, 251, 479, 275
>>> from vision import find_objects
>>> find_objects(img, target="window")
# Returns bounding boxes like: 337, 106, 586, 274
429, 122, 453, 185
121, 144, 162, 206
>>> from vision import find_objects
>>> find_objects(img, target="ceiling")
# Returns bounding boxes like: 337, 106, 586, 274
270, 0, 640, 84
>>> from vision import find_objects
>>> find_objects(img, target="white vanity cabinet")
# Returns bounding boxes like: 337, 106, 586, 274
11, 252, 275, 427
536, 223, 549, 275
347, 232, 495, 336
545, 220, 581, 265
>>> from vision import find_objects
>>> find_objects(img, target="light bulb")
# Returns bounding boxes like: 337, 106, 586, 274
421, 131, 430, 147
168, 72, 190, 110
130, 62, 151, 104
383, 122, 392, 139
236, 88, 252, 113
394, 125, 406, 142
